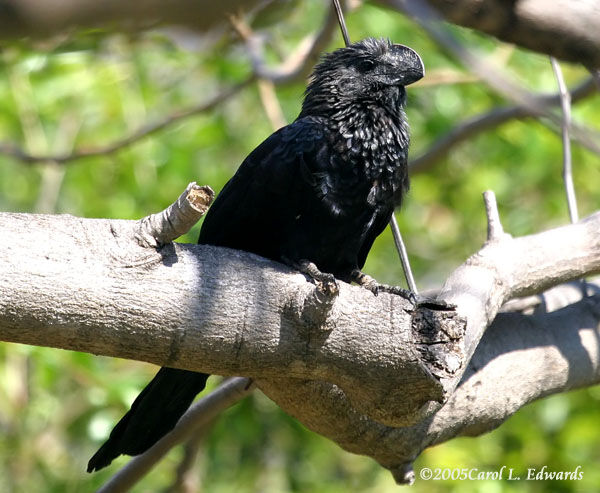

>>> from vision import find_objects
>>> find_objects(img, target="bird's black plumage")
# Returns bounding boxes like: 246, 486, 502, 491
87, 37, 424, 472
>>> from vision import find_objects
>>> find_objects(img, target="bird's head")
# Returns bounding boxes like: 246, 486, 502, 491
300, 37, 424, 118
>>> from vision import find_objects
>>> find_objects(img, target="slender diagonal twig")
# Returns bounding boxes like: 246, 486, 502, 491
230, 3, 338, 85
410, 77, 598, 173
550, 58, 588, 296
551, 57, 578, 224
333, 0, 351, 46
389, 214, 419, 293
256, 78, 288, 130
0, 77, 254, 165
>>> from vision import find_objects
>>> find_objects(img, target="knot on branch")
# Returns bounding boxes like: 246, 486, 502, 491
291, 277, 340, 331
413, 304, 466, 393
135, 182, 214, 248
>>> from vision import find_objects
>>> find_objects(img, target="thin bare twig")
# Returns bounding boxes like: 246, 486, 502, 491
551, 57, 578, 224
551, 58, 588, 296
230, 3, 338, 84
389, 214, 418, 293
257, 79, 288, 130
483, 190, 505, 242
333, 0, 351, 46
0, 78, 254, 165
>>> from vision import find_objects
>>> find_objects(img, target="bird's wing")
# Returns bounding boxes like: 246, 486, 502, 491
198, 117, 330, 260
356, 205, 394, 270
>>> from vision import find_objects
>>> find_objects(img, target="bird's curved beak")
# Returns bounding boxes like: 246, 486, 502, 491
390, 44, 425, 86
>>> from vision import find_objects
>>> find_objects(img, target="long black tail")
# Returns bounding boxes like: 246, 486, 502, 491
87, 367, 209, 472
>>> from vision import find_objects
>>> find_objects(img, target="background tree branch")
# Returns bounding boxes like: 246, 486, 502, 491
1, 0, 598, 67
0, 78, 254, 165
409, 76, 599, 173
377, 0, 600, 67
0, 0, 263, 39
2, 0, 599, 170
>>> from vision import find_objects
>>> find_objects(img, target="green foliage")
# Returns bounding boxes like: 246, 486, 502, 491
0, 1, 599, 491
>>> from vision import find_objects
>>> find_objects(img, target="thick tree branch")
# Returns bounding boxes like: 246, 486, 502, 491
0, 207, 461, 425
1, 187, 600, 483
1, 189, 599, 405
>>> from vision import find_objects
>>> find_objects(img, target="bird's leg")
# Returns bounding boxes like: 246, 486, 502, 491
350, 269, 417, 302
350, 269, 455, 310
287, 259, 339, 296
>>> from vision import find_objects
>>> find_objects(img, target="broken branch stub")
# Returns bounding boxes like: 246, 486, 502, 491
135, 182, 214, 248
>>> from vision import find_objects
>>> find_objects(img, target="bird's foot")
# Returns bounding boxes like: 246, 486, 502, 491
351, 269, 416, 303
350, 270, 455, 311
292, 259, 339, 296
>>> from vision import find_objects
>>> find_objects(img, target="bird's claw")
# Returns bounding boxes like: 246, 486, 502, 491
374, 288, 455, 311
293, 259, 339, 295
317, 271, 339, 296
374, 283, 417, 303
350, 269, 455, 311
350, 269, 381, 296
351, 269, 414, 301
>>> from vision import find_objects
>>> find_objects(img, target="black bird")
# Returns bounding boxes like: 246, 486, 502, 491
87, 37, 424, 472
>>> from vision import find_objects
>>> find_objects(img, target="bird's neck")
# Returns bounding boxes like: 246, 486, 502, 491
321, 104, 410, 208
330, 105, 410, 172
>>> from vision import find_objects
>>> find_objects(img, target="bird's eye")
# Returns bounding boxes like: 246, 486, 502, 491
356, 59, 375, 72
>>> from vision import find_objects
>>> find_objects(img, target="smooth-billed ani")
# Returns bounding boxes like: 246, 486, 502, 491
87, 37, 424, 472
